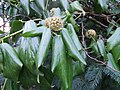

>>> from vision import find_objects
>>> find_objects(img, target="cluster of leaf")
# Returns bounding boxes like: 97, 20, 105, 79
0, 0, 120, 90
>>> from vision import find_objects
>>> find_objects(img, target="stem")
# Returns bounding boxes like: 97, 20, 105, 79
0, 29, 23, 41
2, 78, 7, 90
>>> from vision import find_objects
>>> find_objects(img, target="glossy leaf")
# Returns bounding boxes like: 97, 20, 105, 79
10, 20, 23, 33
53, 35, 68, 89
61, 28, 86, 65
112, 45, 120, 62
1, 43, 23, 81
70, 1, 85, 16
35, 28, 52, 68
20, 0, 30, 15
34, 0, 45, 10
107, 27, 120, 51
18, 20, 40, 72
59, 0, 70, 10
107, 53, 119, 70
67, 23, 82, 51
22, 26, 46, 37
90, 40, 99, 55
97, 39, 107, 60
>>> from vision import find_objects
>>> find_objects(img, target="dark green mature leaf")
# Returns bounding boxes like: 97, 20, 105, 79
35, 28, 52, 68
30, 2, 42, 17
67, 23, 82, 51
53, 35, 68, 89
20, 0, 30, 15
90, 40, 99, 55
19, 67, 38, 89
107, 27, 120, 51
61, 28, 86, 65
34, 0, 45, 11
107, 53, 119, 70
0, 49, 3, 73
97, 39, 107, 60
7, 6, 17, 17
66, 56, 73, 90
59, 0, 70, 10
22, 26, 46, 37
1, 43, 23, 81
70, 1, 85, 16
112, 45, 120, 62
10, 20, 23, 33
4, 79, 20, 90
18, 20, 40, 72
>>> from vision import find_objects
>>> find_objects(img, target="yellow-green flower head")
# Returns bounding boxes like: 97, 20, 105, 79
86, 29, 96, 38
45, 16, 63, 31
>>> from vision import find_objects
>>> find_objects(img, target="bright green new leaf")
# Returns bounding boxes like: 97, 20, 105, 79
35, 28, 52, 68
61, 28, 86, 65
107, 27, 120, 51
1, 43, 23, 81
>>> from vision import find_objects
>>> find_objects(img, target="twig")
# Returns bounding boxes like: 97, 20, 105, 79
0, 29, 23, 41
81, 22, 86, 48
2, 78, 7, 90
88, 16, 108, 28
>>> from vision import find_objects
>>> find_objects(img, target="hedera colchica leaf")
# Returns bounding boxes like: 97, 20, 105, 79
52, 35, 68, 89
22, 26, 46, 37
1, 43, 23, 81
107, 27, 120, 51
67, 23, 82, 51
20, 0, 30, 15
18, 20, 40, 73
61, 28, 86, 65
35, 28, 52, 68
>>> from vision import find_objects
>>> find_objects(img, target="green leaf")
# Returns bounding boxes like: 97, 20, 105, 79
20, 0, 30, 15
90, 40, 99, 55
35, 28, 52, 68
34, 0, 45, 10
59, 0, 70, 10
67, 23, 82, 51
53, 35, 68, 89
18, 20, 40, 72
19, 67, 38, 89
107, 53, 119, 70
22, 26, 46, 37
107, 27, 120, 51
70, 1, 85, 16
97, 39, 107, 60
73, 60, 85, 77
66, 10, 79, 32
97, 0, 108, 10
10, 20, 23, 33
61, 28, 86, 65
7, 6, 17, 17
0, 30, 5, 34
1, 43, 23, 81
66, 56, 73, 90
112, 45, 120, 62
